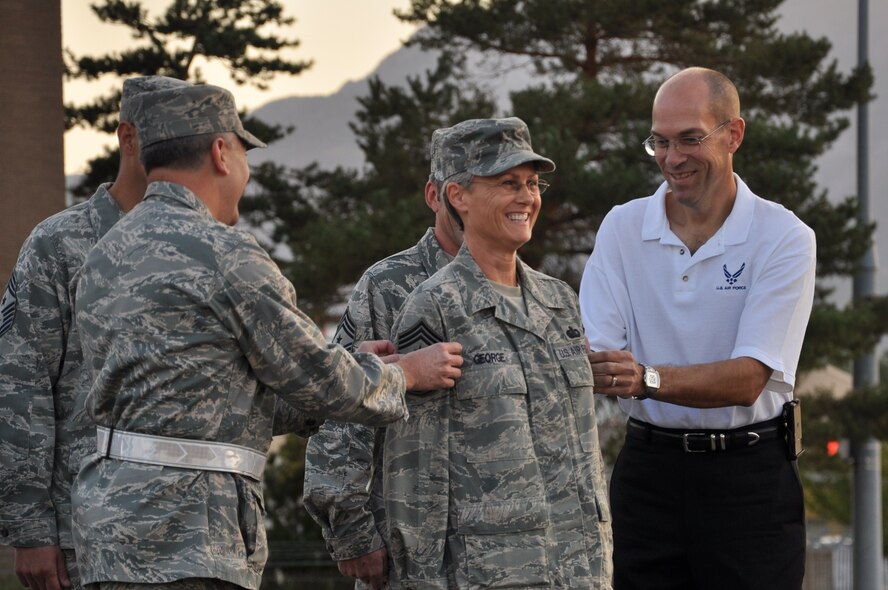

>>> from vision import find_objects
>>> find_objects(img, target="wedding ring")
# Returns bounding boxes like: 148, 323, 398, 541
610, 375, 618, 387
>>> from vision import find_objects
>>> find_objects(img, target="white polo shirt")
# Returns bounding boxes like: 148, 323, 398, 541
579, 175, 816, 429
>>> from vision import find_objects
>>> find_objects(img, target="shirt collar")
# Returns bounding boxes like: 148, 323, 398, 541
642, 173, 754, 246
417, 227, 454, 276
144, 181, 214, 219
452, 244, 499, 315
88, 182, 125, 239
450, 245, 559, 338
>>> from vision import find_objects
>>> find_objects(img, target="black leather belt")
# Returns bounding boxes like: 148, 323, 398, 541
627, 417, 783, 453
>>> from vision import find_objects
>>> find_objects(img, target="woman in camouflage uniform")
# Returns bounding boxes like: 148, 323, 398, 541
386, 118, 613, 589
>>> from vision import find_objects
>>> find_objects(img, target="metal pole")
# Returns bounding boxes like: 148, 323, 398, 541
852, 1, 881, 588
853, 440, 882, 590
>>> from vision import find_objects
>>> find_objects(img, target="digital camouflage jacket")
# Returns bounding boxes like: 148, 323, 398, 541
72, 181, 409, 589
0, 184, 122, 550
386, 245, 613, 589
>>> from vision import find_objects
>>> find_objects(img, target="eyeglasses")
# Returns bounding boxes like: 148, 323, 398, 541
642, 119, 733, 157
473, 178, 550, 195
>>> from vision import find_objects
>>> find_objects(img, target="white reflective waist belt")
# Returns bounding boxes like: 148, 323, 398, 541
96, 426, 266, 481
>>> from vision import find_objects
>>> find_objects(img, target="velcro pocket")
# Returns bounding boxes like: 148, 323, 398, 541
457, 497, 548, 534
458, 497, 552, 588
558, 354, 598, 453
455, 366, 533, 463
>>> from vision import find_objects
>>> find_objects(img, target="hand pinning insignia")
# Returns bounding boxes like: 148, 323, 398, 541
397, 319, 444, 350
566, 326, 581, 338
333, 309, 357, 352
0, 274, 18, 338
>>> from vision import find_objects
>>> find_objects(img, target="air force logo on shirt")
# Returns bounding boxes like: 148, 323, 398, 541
716, 263, 747, 291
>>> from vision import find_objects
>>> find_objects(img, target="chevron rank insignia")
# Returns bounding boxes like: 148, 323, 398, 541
397, 319, 443, 350
333, 309, 356, 352
0, 274, 18, 338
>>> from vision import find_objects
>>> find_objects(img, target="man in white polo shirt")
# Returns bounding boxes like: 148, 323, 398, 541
579, 67, 815, 589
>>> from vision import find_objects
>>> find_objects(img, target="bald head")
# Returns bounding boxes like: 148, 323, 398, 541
656, 67, 740, 123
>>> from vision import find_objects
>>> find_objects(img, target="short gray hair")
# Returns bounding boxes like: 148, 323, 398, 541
141, 132, 229, 174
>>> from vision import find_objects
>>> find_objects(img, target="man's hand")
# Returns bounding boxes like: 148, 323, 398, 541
587, 349, 643, 398
338, 547, 388, 589
357, 339, 403, 363
397, 342, 463, 391
15, 546, 70, 590
357, 340, 396, 357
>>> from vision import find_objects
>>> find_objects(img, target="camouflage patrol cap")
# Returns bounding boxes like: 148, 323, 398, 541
431, 117, 555, 180
429, 126, 447, 179
130, 84, 267, 150
119, 76, 190, 123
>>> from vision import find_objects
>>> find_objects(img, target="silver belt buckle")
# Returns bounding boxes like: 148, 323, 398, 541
682, 433, 727, 452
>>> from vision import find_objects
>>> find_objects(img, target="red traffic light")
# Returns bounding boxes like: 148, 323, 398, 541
827, 440, 840, 457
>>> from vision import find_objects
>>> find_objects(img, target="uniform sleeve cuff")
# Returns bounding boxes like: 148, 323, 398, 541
0, 517, 58, 547
327, 527, 386, 562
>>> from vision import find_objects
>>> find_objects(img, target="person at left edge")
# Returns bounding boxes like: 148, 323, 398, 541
0, 75, 190, 590
71, 83, 463, 590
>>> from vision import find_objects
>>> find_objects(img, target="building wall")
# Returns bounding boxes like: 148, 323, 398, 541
0, 0, 65, 287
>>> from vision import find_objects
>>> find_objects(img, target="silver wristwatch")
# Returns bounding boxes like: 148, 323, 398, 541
633, 364, 660, 400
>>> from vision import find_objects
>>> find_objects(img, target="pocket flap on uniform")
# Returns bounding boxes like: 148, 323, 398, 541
558, 354, 594, 388
455, 364, 528, 401
457, 497, 548, 535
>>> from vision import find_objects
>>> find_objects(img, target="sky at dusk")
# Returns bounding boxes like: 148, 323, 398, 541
62, 0, 419, 174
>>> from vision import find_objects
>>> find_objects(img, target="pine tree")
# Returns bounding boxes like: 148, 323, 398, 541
65, 0, 309, 198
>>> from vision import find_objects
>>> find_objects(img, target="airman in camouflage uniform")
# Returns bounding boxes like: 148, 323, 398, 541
304, 127, 462, 589
71, 83, 462, 590
0, 75, 190, 590
385, 118, 613, 588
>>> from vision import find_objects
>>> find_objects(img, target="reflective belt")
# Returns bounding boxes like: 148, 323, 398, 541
96, 426, 266, 481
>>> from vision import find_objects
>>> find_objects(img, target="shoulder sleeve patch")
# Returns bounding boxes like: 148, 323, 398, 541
397, 319, 443, 350
0, 274, 18, 338
332, 308, 357, 352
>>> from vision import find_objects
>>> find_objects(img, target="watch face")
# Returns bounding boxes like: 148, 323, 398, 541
644, 367, 660, 389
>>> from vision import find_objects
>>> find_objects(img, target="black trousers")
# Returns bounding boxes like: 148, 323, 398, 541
610, 423, 806, 590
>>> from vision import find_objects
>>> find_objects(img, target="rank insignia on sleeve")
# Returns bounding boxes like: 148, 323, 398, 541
0, 274, 18, 338
397, 319, 443, 350
333, 309, 356, 353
